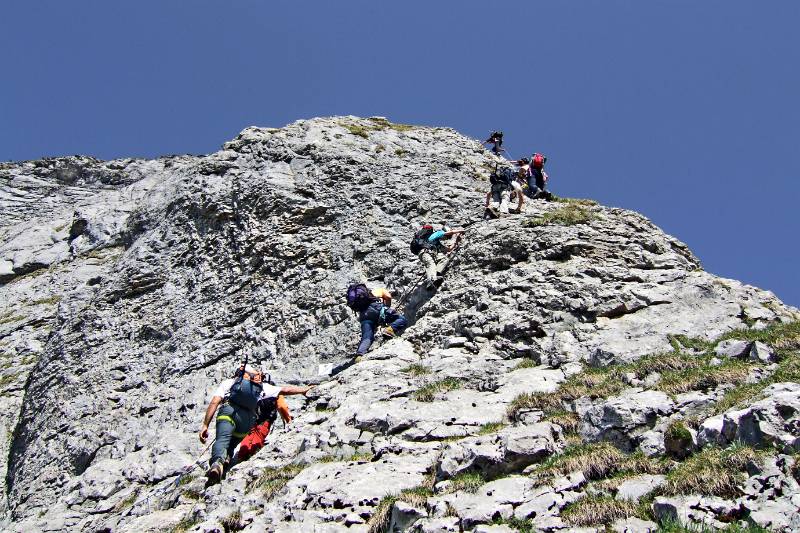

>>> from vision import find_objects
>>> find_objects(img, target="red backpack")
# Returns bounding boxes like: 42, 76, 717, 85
532, 153, 545, 170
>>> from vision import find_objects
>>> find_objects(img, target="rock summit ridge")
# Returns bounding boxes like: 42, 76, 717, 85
0, 116, 798, 532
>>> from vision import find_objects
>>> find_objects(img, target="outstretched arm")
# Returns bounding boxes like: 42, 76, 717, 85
199, 396, 223, 443
280, 385, 315, 396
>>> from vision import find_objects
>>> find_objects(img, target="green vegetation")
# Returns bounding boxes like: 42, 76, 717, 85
513, 357, 537, 370
663, 444, 759, 498
523, 204, 595, 227
412, 377, 462, 402
346, 452, 374, 462
221, 509, 244, 532
394, 148, 409, 156
0, 312, 24, 325
366, 485, 434, 533
342, 118, 418, 140
448, 471, 485, 493
507, 345, 770, 420
114, 490, 139, 511
491, 516, 535, 533
553, 196, 598, 206
657, 518, 770, 532
719, 320, 800, 349
171, 514, 201, 533
29, 295, 62, 306
477, 422, 507, 435
531, 442, 667, 486
345, 124, 370, 138
368, 117, 416, 132
711, 321, 800, 413
401, 363, 431, 376
665, 421, 692, 442
249, 464, 305, 500
541, 410, 580, 433
658, 358, 750, 395
562, 494, 639, 526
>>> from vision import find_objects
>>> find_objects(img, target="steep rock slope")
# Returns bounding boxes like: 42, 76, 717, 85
1, 117, 798, 532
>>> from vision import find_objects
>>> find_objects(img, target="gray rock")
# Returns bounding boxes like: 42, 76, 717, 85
581, 389, 675, 450
411, 517, 460, 532
390, 500, 427, 532
714, 339, 751, 358
1, 116, 797, 529
611, 517, 658, 533
698, 382, 800, 451
749, 341, 776, 363
437, 423, 561, 480
616, 475, 665, 501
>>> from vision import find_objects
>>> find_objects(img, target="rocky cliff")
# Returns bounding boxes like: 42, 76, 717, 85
1, 117, 798, 532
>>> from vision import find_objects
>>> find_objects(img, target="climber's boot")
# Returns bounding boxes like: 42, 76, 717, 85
206, 460, 224, 485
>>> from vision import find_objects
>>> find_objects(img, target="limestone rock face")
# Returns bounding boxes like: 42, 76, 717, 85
1, 116, 798, 531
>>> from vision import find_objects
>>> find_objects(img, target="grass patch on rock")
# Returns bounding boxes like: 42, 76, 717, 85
248, 464, 305, 500
508, 348, 765, 420
221, 509, 244, 532
477, 422, 506, 435
711, 322, 800, 414
523, 204, 594, 227
663, 444, 759, 498
562, 494, 639, 526
531, 442, 667, 486
513, 357, 537, 370
553, 196, 598, 206
449, 471, 485, 493
412, 377, 462, 402
171, 514, 201, 533
366, 485, 433, 533
401, 363, 431, 376
541, 410, 580, 433
491, 516, 535, 533
656, 358, 750, 395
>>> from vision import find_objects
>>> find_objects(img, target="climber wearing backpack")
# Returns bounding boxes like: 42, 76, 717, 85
199, 365, 313, 483
483, 131, 504, 155
410, 225, 465, 289
526, 153, 551, 199
346, 283, 408, 355
485, 165, 524, 216
231, 392, 293, 465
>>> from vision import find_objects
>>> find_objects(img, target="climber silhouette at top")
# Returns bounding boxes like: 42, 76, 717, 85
482, 131, 504, 155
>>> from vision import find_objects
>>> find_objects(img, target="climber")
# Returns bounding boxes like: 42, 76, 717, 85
482, 131, 504, 155
526, 153, 551, 199
485, 165, 524, 216
231, 393, 292, 465
410, 225, 465, 289
199, 366, 313, 483
346, 283, 408, 355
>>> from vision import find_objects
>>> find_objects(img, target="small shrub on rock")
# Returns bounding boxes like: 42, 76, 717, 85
524, 204, 594, 227
249, 464, 305, 500
562, 494, 639, 526
412, 377, 462, 402
664, 444, 759, 498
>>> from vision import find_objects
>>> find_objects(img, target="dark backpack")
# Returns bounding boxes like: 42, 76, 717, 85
346, 283, 376, 311
256, 396, 279, 425
410, 225, 435, 255
229, 366, 264, 412
490, 167, 515, 188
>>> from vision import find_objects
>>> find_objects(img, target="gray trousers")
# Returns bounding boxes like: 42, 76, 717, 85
419, 250, 444, 284
212, 402, 257, 466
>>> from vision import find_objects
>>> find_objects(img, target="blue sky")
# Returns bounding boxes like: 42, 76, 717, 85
2, 1, 798, 306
